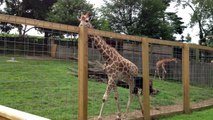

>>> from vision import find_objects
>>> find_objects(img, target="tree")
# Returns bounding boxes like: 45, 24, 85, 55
47, 0, 93, 26
92, 17, 112, 31
0, 0, 57, 36
175, 0, 213, 46
0, 22, 14, 33
45, 0, 94, 42
99, 0, 142, 35
0, 0, 3, 4
99, 0, 185, 40
138, 0, 172, 39
166, 12, 186, 35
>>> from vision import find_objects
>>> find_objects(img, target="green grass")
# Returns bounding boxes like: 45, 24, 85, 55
0, 56, 213, 120
158, 108, 213, 120
151, 79, 213, 107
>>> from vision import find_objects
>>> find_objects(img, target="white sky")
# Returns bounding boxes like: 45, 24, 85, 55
1, 0, 199, 44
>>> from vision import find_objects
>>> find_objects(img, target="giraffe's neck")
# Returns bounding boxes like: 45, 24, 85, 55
93, 36, 120, 61
167, 59, 175, 62
162, 58, 175, 64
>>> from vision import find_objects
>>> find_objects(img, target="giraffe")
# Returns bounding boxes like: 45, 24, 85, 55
78, 12, 142, 120
154, 58, 177, 80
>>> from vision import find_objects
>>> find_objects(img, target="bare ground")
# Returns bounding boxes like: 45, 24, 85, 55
89, 98, 213, 120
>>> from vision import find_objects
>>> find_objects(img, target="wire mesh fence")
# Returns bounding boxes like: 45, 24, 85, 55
189, 48, 213, 110
0, 26, 79, 120
149, 44, 183, 116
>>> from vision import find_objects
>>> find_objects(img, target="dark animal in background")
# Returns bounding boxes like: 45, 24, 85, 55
116, 76, 159, 95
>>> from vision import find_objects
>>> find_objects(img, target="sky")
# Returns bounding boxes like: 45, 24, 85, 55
87, 0, 200, 44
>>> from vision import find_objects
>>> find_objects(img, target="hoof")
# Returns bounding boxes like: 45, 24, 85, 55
123, 114, 128, 119
115, 116, 121, 120
97, 116, 102, 120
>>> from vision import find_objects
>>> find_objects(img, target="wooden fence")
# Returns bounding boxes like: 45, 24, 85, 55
0, 14, 213, 120
0, 105, 50, 120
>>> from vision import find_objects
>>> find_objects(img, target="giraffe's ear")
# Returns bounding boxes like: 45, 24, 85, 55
85, 12, 89, 16
78, 12, 84, 21
81, 12, 84, 16
86, 12, 93, 17
77, 16, 81, 21
89, 16, 93, 21
86, 12, 93, 21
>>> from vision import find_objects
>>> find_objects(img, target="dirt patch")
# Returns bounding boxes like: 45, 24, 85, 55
89, 99, 213, 120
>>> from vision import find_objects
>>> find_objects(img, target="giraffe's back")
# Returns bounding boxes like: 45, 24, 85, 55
104, 57, 138, 79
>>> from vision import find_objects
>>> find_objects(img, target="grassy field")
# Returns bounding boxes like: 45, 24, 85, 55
0, 56, 213, 120
159, 108, 213, 120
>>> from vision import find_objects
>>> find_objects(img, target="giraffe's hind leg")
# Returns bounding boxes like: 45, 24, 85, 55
113, 86, 121, 120
137, 89, 144, 115
124, 80, 134, 119
154, 69, 157, 79
156, 67, 161, 80
162, 65, 167, 79
98, 77, 115, 120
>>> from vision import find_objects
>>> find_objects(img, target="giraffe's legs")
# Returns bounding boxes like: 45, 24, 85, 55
154, 69, 157, 79
98, 80, 115, 120
137, 89, 144, 115
124, 83, 134, 118
156, 67, 161, 80
113, 86, 121, 120
162, 71, 165, 79
162, 65, 167, 79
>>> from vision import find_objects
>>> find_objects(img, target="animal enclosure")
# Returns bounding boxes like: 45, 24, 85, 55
0, 14, 213, 120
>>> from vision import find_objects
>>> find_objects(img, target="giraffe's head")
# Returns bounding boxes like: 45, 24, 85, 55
78, 12, 93, 28
171, 58, 178, 63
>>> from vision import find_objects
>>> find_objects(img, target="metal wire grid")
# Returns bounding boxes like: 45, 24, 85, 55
0, 27, 79, 120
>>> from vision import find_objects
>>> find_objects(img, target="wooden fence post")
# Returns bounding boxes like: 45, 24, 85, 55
78, 26, 88, 120
142, 38, 151, 120
182, 44, 190, 113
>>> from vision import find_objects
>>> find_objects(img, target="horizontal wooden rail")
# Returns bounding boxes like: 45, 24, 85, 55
146, 38, 184, 47
89, 28, 213, 50
88, 29, 185, 47
0, 105, 50, 120
88, 28, 142, 42
188, 44, 213, 51
0, 14, 79, 33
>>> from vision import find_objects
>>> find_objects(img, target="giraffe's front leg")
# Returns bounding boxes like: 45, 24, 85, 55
98, 81, 114, 120
137, 89, 144, 115
156, 68, 161, 80
154, 69, 157, 79
124, 84, 134, 119
162, 65, 167, 79
113, 86, 121, 120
